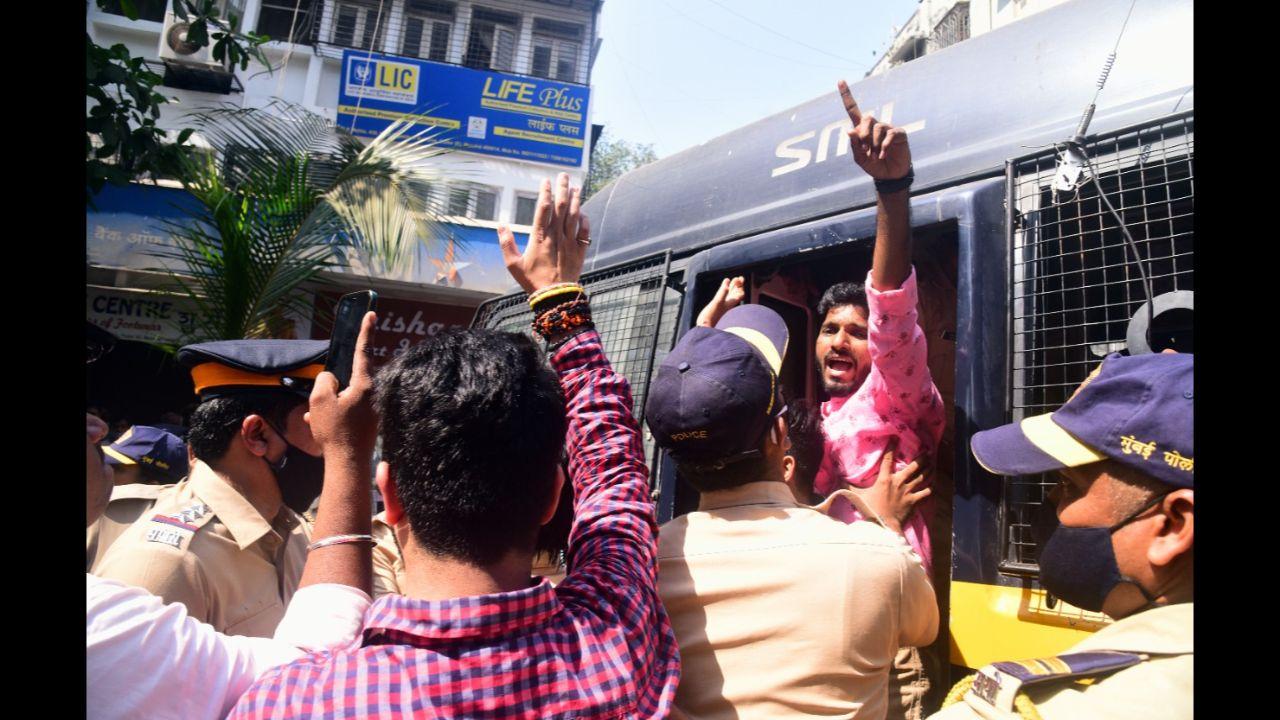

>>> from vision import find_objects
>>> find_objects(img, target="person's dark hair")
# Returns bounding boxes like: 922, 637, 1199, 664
785, 400, 824, 501
375, 328, 568, 566
817, 281, 869, 319
187, 392, 304, 463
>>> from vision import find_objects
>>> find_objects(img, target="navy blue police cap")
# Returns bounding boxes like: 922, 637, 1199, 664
102, 425, 189, 483
646, 304, 790, 470
177, 339, 328, 399
971, 352, 1193, 488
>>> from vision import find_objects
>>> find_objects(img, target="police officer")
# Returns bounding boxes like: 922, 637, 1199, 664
86, 425, 192, 569
91, 339, 330, 638
930, 352, 1192, 720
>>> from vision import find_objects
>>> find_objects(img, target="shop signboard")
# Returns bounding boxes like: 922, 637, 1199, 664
89, 182, 523, 296
87, 287, 199, 345
311, 292, 477, 367
86, 184, 198, 273
337, 50, 590, 167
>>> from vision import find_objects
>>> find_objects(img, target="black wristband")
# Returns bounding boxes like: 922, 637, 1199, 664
545, 324, 595, 353
874, 164, 914, 195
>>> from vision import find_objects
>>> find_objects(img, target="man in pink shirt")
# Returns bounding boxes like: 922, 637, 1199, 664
812, 81, 947, 720
692, 82, 947, 718
813, 80, 946, 573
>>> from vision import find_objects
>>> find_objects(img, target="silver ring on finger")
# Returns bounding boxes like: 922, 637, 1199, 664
578, 237, 592, 246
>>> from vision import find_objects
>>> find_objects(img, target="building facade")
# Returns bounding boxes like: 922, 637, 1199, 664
868, 0, 1070, 76
86, 0, 603, 425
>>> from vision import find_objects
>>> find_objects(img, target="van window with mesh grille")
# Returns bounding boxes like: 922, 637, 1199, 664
1002, 113, 1194, 574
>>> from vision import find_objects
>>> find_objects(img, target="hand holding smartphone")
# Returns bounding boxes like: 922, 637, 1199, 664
325, 290, 378, 390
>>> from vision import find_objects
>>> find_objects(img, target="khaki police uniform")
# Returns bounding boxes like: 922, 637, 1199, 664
930, 602, 1192, 720
371, 511, 566, 598
371, 511, 406, 599
87, 482, 168, 571
92, 460, 311, 638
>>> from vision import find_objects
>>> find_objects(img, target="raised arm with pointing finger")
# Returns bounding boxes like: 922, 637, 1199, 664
811, 79, 947, 720
814, 81, 946, 570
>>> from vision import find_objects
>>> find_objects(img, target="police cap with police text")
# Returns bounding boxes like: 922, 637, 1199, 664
102, 425, 189, 483
177, 339, 328, 399
971, 352, 1193, 488
646, 304, 789, 469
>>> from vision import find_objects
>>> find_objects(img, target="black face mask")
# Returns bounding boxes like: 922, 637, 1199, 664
1036, 492, 1168, 613
264, 423, 325, 515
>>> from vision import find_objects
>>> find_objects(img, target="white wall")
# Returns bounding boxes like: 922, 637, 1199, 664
88, 0, 598, 230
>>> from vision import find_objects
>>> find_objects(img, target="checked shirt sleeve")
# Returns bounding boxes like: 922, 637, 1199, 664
550, 329, 660, 583
549, 329, 680, 717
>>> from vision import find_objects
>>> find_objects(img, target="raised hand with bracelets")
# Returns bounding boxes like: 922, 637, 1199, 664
498, 172, 594, 345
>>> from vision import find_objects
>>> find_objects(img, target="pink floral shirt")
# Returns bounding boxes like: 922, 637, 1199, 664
815, 269, 946, 576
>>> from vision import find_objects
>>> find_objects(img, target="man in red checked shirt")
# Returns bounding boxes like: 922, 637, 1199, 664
228, 173, 680, 719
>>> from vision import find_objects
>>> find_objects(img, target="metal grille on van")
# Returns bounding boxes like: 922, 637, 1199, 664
471, 251, 683, 474
1002, 111, 1194, 574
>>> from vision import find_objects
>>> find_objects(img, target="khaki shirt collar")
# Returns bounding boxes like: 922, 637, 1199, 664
188, 460, 277, 550
1072, 601, 1193, 656
698, 481, 799, 512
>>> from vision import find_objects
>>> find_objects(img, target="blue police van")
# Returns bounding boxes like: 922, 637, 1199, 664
472, 0, 1192, 679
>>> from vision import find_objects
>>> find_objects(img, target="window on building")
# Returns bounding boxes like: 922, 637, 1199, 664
401, 0, 453, 61
331, 0, 387, 49
927, 2, 970, 53
448, 187, 472, 216
257, 1, 319, 45
892, 36, 927, 66
514, 194, 538, 226
445, 184, 500, 221
98, 0, 168, 22
530, 18, 582, 82
463, 8, 519, 72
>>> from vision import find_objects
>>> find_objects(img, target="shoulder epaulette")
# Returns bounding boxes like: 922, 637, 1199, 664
960, 651, 1147, 716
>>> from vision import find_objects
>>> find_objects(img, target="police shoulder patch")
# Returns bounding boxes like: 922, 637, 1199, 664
145, 502, 214, 549
968, 651, 1147, 713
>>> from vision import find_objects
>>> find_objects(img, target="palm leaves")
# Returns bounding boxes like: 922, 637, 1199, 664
151, 101, 455, 343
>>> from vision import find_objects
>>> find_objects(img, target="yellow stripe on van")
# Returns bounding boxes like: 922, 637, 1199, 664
948, 581, 1110, 669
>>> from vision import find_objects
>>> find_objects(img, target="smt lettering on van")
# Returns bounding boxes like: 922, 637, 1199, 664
771, 102, 926, 178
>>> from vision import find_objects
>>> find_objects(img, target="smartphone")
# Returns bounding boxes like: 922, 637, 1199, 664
325, 290, 378, 389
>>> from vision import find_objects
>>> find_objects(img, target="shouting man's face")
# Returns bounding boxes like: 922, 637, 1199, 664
815, 304, 872, 398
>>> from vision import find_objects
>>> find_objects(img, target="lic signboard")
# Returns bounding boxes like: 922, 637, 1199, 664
337, 50, 590, 168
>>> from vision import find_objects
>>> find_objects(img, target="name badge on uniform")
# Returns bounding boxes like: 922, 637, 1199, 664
145, 526, 186, 549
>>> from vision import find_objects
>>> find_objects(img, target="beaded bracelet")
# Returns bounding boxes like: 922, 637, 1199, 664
532, 297, 593, 339
532, 284, 589, 317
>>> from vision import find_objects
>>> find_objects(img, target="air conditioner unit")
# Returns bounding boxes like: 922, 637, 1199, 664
158, 10, 228, 68
158, 3, 245, 66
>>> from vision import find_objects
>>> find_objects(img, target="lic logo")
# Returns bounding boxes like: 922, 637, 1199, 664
349, 59, 375, 86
